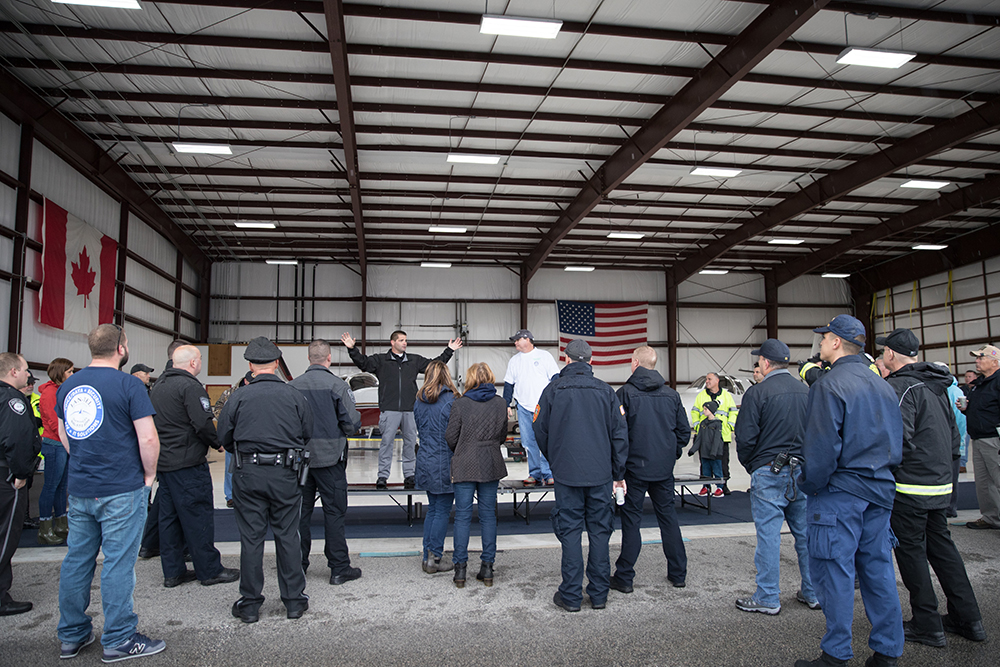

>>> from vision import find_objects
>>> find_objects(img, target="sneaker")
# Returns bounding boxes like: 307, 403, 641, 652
101, 632, 165, 663
60, 632, 95, 659
544, 478, 555, 486
796, 590, 821, 609
523, 476, 538, 486
698, 486, 709, 497
713, 488, 724, 497
735, 596, 780, 615
375, 477, 388, 490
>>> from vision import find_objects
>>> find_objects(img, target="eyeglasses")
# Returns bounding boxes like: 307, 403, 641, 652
112, 323, 124, 351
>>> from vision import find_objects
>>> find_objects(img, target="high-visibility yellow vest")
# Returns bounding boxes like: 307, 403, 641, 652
691, 388, 738, 443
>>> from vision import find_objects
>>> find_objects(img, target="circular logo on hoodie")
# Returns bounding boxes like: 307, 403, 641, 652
64, 385, 104, 439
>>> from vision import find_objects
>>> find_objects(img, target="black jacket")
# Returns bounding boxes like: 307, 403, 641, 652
735, 368, 809, 474
534, 362, 628, 486
217, 373, 313, 455
689, 419, 724, 460
886, 362, 960, 509
288, 364, 361, 468
0, 381, 41, 479
347, 346, 454, 412
445, 383, 508, 483
966, 371, 1000, 439
150, 367, 219, 472
615, 366, 690, 481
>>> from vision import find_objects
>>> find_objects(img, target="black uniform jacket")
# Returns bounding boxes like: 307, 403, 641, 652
217, 373, 313, 455
0, 381, 41, 479
886, 362, 960, 509
966, 371, 1000, 439
288, 365, 360, 468
533, 362, 628, 486
150, 367, 219, 472
615, 366, 690, 481
347, 346, 453, 412
735, 368, 809, 474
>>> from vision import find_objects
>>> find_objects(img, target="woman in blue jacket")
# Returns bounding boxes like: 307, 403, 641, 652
414, 361, 460, 574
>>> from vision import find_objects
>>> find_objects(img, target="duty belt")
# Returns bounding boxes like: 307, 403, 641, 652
241, 452, 291, 467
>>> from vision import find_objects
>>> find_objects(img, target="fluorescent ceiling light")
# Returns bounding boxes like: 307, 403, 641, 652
607, 231, 645, 240
691, 167, 742, 178
234, 221, 276, 229
768, 238, 805, 245
53, 0, 141, 8
836, 47, 916, 69
822, 273, 850, 278
171, 142, 232, 155
447, 153, 501, 165
421, 262, 452, 268
480, 14, 562, 39
900, 180, 949, 190
913, 244, 948, 251
265, 259, 297, 265
699, 269, 729, 275
564, 266, 595, 272
428, 226, 467, 234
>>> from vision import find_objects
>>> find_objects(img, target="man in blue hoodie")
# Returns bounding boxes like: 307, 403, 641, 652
795, 315, 904, 667
610, 346, 690, 593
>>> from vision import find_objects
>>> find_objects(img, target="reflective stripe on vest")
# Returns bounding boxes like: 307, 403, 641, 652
895, 482, 953, 496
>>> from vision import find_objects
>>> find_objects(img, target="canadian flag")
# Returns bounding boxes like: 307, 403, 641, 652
40, 199, 117, 335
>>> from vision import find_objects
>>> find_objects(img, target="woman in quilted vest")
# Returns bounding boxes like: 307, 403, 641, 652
445, 362, 508, 588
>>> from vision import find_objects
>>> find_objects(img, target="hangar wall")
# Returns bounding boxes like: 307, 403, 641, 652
0, 111, 203, 373
209, 261, 851, 389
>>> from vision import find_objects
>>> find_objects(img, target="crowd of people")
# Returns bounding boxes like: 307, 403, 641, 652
0, 314, 997, 666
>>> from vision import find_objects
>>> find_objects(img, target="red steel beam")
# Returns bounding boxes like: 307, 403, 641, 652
673, 98, 1000, 282
773, 174, 1000, 286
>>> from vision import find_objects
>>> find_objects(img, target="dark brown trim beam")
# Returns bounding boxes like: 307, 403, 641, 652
774, 175, 1000, 286
0, 69, 209, 273
7, 123, 33, 352
673, 99, 1000, 282
323, 0, 365, 275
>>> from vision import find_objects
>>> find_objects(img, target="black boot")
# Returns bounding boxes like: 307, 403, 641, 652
476, 561, 494, 586
794, 652, 847, 667
453, 563, 467, 588
863, 653, 898, 667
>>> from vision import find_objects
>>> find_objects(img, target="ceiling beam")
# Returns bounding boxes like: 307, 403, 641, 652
672, 98, 1000, 281
773, 174, 1000, 285
0, 69, 209, 272
322, 0, 365, 275
849, 223, 1000, 296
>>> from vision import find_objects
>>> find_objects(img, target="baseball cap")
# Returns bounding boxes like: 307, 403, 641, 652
564, 339, 592, 362
751, 338, 790, 363
876, 328, 920, 357
508, 329, 533, 342
970, 344, 1000, 360
25, 372, 37, 385
130, 363, 154, 374
813, 314, 867, 346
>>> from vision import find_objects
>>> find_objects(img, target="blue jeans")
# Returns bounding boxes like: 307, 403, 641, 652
224, 451, 233, 501
700, 457, 723, 487
58, 486, 150, 648
38, 438, 69, 520
807, 488, 903, 661
749, 464, 815, 607
452, 482, 498, 564
423, 492, 454, 559
518, 405, 551, 481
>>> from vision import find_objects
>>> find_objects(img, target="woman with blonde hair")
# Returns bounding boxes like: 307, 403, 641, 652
445, 362, 508, 587
413, 361, 460, 574
35, 357, 74, 545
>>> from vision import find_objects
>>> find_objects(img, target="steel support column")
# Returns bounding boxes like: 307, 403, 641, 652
115, 201, 128, 326
199, 264, 211, 343
764, 272, 778, 340
666, 271, 678, 389
519, 266, 529, 330
7, 124, 32, 352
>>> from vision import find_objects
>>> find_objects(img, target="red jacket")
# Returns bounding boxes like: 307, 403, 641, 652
38, 380, 61, 441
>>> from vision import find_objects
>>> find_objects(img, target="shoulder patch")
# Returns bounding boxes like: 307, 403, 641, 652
8, 397, 26, 415
200, 396, 212, 412
620, 404, 626, 416
532, 404, 540, 422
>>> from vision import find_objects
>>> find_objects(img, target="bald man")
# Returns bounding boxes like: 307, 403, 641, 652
149, 346, 239, 589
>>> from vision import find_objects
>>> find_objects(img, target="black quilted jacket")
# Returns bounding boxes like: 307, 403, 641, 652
445, 384, 508, 483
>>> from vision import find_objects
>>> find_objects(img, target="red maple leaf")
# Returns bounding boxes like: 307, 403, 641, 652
71, 247, 97, 308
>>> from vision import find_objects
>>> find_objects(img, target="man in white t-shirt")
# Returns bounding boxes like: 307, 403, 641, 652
503, 329, 560, 486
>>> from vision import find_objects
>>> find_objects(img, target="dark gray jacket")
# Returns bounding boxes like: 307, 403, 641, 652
735, 368, 809, 474
149, 367, 218, 472
289, 364, 361, 468
445, 384, 508, 483
615, 367, 690, 481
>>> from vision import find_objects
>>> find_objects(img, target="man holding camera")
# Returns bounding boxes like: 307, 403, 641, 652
734, 339, 818, 615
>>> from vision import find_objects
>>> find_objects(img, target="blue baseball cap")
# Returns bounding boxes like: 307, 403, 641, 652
751, 338, 791, 363
813, 314, 867, 346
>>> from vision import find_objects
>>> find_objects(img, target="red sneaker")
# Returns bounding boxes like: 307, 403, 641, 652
698, 486, 709, 497
523, 477, 538, 486
713, 488, 724, 497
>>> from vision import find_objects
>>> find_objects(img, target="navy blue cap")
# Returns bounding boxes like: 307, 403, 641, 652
876, 328, 920, 357
565, 339, 592, 362
751, 338, 791, 363
509, 329, 533, 341
813, 314, 867, 346
244, 336, 281, 363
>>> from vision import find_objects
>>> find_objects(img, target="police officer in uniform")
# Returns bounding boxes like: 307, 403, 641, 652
0, 352, 42, 616
534, 339, 628, 612
218, 338, 313, 623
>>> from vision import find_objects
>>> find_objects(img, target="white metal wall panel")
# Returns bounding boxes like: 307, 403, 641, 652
128, 212, 177, 270
0, 114, 19, 177
31, 142, 118, 238
19, 288, 92, 369
182, 259, 198, 293
125, 257, 174, 306
124, 291, 173, 331
314, 264, 362, 297
0, 182, 15, 233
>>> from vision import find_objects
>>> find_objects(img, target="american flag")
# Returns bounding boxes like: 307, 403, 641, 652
556, 300, 648, 366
